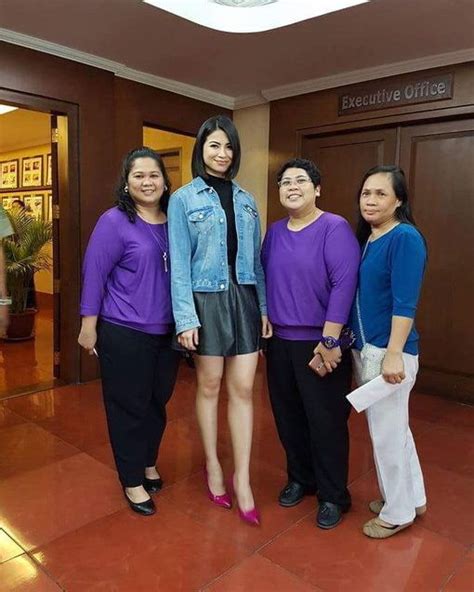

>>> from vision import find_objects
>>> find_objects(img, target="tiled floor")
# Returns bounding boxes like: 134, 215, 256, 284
0, 302, 54, 400
0, 362, 473, 591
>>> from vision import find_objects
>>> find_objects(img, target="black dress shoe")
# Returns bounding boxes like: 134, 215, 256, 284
143, 476, 163, 494
279, 481, 308, 507
123, 489, 156, 516
316, 502, 348, 529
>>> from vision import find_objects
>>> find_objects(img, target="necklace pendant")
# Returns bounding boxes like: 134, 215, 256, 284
163, 251, 168, 273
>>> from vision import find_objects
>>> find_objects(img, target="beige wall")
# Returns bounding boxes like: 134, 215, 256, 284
143, 127, 195, 186
0, 142, 53, 295
233, 104, 270, 232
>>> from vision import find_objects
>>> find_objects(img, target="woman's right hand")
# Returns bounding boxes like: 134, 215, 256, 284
178, 328, 199, 351
78, 316, 98, 355
78, 327, 97, 355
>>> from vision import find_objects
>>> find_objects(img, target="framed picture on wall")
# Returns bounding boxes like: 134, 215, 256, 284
22, 155, 43, 187
24, 194, 44, 220
0, 159, 19, 189
45, 153, 52, 186
2, 196, 14, 211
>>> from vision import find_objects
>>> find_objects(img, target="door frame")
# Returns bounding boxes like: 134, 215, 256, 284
0, 89, 81, 386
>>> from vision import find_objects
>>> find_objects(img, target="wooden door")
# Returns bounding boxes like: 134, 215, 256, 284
399, 119, 474, 399
158, 149, 182, 192
301, 128, 398, 227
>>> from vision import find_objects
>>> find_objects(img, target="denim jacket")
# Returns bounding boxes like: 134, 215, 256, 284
168, 176, 267, 334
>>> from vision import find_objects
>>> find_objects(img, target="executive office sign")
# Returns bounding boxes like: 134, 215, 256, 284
338, 74, 453, 115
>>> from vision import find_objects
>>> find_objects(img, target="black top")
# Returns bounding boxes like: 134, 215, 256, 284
203, 175, 238, 266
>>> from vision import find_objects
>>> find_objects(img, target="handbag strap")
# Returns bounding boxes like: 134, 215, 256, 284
355, 240, 370, 347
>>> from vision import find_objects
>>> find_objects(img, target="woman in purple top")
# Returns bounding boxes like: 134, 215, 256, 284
78, 148, 180, 516
262, 158, 360, 529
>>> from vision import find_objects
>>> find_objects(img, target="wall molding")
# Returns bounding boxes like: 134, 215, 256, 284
262, 49, 474, 101
0, 28, 235, 109
1, 28, 473, 110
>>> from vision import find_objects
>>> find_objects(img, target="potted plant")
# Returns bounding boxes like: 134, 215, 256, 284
2, 207, 53, 340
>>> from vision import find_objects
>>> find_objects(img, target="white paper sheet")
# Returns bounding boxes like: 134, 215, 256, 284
346, 375, 405, 412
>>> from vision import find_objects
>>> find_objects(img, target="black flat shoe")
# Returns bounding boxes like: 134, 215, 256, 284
123, 489, 156, 516
279, 481, 315, 508
143, 476, 164, 494
279, 481, 305, 507
316, 501, 348, 529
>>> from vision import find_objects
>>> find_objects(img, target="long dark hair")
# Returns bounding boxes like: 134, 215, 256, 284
191, 115, 241, 180
115, 147, 171, 222
355, 165, 423, 245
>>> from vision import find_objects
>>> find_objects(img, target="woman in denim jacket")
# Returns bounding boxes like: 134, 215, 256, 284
168, 115, 271, 525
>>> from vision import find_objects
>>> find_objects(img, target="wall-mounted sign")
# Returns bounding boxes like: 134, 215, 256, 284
339, 74, 453, 115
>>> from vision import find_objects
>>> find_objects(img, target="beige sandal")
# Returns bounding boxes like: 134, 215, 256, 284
363, 517, 413, 539
368, 499, 427, 516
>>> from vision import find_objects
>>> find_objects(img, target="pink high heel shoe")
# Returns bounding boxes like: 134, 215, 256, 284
204, 468, 232, 509
238, 506, 261, 526
232, 475, 260, 526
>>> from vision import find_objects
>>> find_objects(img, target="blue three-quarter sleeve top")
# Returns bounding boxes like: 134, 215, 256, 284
349, 223, 427, 355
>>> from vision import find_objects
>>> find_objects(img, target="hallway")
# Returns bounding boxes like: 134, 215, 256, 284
0, 360, 472, 591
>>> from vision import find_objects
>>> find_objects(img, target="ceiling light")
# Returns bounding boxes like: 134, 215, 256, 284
0, 105, 18, 115
143, 0, 369, 33
213, 0, 276, 6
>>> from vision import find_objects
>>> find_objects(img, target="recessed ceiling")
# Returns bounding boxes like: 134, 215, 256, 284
0, 109, 50, 154
143, 0, 368, 33
0, 0, 473, 109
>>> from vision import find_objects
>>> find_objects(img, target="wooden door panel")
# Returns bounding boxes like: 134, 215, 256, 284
301, 128, 398, 227
400, 119, 474, 398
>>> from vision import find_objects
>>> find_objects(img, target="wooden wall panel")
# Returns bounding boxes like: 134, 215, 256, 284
268, 63, 474, 225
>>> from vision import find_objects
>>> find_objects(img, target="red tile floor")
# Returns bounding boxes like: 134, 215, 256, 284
0, 300, 54, 400
0, 361, 473, 591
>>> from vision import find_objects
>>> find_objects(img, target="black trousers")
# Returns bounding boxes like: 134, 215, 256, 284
266, 336, 352, 508
97, 321, 180, 488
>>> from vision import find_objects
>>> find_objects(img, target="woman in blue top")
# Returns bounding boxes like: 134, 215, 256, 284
350, 165, 427, 539
168, 115, 271, 526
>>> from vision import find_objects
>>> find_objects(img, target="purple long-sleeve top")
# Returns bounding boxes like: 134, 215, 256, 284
80, 207, 174, 334
261, 212, 360, 341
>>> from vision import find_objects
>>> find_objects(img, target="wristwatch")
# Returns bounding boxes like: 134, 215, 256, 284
320, 335, 341, 349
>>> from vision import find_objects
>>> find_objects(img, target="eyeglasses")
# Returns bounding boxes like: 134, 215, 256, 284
278, 176, 312, 188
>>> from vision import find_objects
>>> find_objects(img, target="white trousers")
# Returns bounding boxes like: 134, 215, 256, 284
352, 350, 426, 524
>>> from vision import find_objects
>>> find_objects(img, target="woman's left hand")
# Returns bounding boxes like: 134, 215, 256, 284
313, 343, 341, 373
382, 351, 405, 384
261, 315, 273, 339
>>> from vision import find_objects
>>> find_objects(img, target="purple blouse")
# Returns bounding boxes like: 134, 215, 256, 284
80, 207, 173, 334
262, 212, 360, 341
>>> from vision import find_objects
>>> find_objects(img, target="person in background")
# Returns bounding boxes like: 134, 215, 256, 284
350, 165, 427, 538
78, 147, 180, 516
168, 115, 271, 526
0, 204, 14, 334
262, 158, 360, 529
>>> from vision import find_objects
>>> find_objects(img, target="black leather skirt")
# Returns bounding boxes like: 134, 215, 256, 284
193, 271, 260, 356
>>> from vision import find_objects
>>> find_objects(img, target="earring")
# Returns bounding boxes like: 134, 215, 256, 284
164, 185, 168, 191
124, 186, 128, 193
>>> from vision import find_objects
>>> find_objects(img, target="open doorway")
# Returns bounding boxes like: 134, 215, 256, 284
143, 126, 195, 192
0, 106, 55, 398
0, 93, 80, 400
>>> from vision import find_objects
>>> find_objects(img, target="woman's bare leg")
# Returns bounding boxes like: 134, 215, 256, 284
225, 352, 259, 511
195, 354, 226, 494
